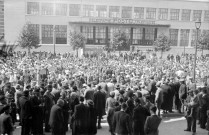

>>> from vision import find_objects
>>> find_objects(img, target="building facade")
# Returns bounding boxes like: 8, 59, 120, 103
4, 0, 209, 53
0, 0, 4, 41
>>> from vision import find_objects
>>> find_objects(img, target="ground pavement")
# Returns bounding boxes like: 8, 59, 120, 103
14, 112, 208, 135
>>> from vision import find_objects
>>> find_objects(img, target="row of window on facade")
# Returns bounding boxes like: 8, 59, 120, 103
27, 2, 209, 22
29, 24, 209, 47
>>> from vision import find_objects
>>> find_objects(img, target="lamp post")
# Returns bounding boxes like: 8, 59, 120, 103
53, 26, 56, 56
193, 19, 201, 83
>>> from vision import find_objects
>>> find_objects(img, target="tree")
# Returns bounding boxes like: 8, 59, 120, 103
69, 31, 86, 57
111, 29, 131, 52
197, 31, 209, 55
17, 23, 40, 55
0, 43, 17, 62
153, 33, 171, 58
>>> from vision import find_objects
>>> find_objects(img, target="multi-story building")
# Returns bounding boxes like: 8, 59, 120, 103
0, 0, 4, 41
4, 0, 209, 53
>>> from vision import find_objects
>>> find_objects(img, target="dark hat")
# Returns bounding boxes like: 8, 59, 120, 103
126, 90, 134, 98
149, 76, 154, 80
22, 90, 29, 97
87, 100, 94, 106
33, 87, 40, 93
119, 90, 125, 95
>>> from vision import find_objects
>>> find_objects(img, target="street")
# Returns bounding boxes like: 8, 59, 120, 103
14, 113, 208, 135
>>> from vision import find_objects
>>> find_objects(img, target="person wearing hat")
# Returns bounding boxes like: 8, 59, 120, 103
179, 78, 187, 113
87, 100, 97, 135
43, 85, 55, 132
0, 105, 14, 135
155, 82, 163, 116
30, 87, 44, 135
93, 85, 106, 129
6, 93, 16, 125
19, 90, 32, 135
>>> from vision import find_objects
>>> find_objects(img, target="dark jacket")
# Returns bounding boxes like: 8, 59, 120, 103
0, 113, 14, 135
49, 104, 65, 134
133, 104, 151, 135
147, 80, 157, 94
113, 111, 132, 135
88, 106, 97, 134
93, 90, 106, 116
19, 96, 32, 122
144, 115, 162, 135
71, 103, 89, 135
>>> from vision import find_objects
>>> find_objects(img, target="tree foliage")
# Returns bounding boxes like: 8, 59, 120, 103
17, 23, 40, 53
153, 33, 171, 58
197, 31, 209, 50
69, 31, 86, 50
111, 29, 130, 51
0, 43, 17, 61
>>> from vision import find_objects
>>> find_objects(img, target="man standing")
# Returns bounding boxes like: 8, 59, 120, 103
0, 105, 14, 135
144, 106, 162, 135
113, 103, 132, 135
49, 99, 65, 135
184, 90, 199, 133
71, 96, 89, 135
93, 85, 106, 129
155, 82, 163, 116
179, 79, 187, 113
19, 90, 32, 135
44, 85, 55, 132
133, 98, 150, 135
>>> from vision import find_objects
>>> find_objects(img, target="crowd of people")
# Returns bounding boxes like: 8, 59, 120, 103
0, 50, 209, 135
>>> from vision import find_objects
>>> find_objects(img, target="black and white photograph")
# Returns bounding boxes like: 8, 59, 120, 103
0, 0, 209, 135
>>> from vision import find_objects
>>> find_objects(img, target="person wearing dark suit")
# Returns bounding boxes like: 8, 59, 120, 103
133, 98, 150, 135
93, 85, 106, 129
144, 106, 162, 135
179, 79, 187, 113
30, 88, 43, 135
147, 77, 157, 103
0, 95, 7, 115
173, 80, 181, 113
0, 105, 14, 135
71, 96, 89, 135
113, 103, 132, 135
19, 90, 32, 135
44, 85, 55, 132
87, 100, 97, 135
49, 99, 65, 135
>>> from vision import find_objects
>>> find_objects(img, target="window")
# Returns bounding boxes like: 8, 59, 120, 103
122, 7, 132, 18
83, 26, 94, 44
132, 28, 143, 45
169, 29, 178, 46
181, 9, 191, 21
27, 2, 39, 15
55, 4, 67, 16
95, 26, 106, 44
95, 5, 107, 17
134, 7, 144, 19
83, 5, 94, 17
109, 6, 120, 18
180, 29, 190, 46
170, 9, 180, 20
108, 27, 119, 41
55, 25, 67, 44
158, 8, 168, 20
204, 10, 209, 22
146, 8, 156, 19
41, 3, 54, 15
191, 29, 201, 46
69, 4, 80, 16
193, 10, 202, 21
145, 28, 154, 40
28, 24, 39, 37
42, 25, 53, 44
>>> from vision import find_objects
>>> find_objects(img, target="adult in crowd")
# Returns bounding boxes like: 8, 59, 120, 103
144, 106, 162, 135
93, 85, 106, 129
19, 90, 32, 135
0, 105, 14, 135
49, 99, 65, 135
113, 103, 132, 135
179, 79, 187, 113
